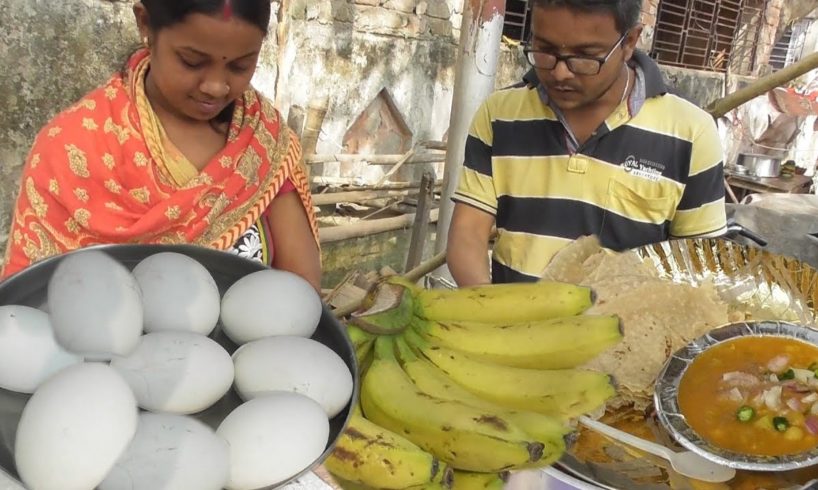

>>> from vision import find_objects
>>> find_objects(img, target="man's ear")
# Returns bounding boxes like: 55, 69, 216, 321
623, 24, 644, 61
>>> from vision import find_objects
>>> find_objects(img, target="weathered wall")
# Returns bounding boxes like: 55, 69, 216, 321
0, 0, 138, 246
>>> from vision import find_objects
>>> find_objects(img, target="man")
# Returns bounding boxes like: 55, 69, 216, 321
446, 0, 728, 286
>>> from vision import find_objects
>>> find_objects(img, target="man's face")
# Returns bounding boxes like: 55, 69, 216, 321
529, 6, 638, 111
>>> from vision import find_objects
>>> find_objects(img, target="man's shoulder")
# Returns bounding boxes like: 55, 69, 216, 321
649, 92, 717, 133
482, 82, 539, 119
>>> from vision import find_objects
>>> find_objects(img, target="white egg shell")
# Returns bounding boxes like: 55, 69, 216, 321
0, 305, 83, 393
217, 393, 329, 490
47, 250, 143, 360
220, 269, 321, 345
110, 331, 234, 414
100, 412, 229, 490
133, 252, 221, 336
15, 363, 138, 490
233, 336, 353, 417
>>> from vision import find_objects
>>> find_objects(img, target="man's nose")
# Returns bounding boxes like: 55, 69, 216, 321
551, 59, 574, 82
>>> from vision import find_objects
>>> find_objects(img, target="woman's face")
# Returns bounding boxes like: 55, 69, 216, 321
135, 5, 265, 122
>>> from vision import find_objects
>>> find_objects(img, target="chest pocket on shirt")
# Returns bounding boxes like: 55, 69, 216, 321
607, 179, 673, 224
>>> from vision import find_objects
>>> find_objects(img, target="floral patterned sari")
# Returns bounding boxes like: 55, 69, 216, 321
1, 49, 317, 279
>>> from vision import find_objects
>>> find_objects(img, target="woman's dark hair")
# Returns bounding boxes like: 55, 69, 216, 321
135, 0, 271, 129
141, 0, 271, 35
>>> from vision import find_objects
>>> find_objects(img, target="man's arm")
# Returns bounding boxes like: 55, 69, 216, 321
447, 203, 495, 287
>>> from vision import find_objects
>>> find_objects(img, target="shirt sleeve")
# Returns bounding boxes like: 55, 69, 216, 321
452, 99, 497, 215
670, 116, 728, 238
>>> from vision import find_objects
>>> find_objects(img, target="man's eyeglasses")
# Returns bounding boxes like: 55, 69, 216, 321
523, 33, 628, 76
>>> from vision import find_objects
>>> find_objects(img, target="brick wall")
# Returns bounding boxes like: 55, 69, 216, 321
639, 0, 661, 51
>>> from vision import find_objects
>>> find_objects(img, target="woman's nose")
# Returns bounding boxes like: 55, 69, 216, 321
199, 78, 230, 99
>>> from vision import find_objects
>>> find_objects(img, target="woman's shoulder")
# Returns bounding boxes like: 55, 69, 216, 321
33, 74, 127, 152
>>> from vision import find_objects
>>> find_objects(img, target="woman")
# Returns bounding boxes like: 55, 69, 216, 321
1, 0, 321, 289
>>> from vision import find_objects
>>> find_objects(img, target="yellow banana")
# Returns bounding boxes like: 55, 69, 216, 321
451, 470, 507, 490
387, 277, 594, 323
324, 411, 452, 489
393, 337, 570, 467
361, 336, 545, 472
411, 315, 622, 369
404, 330, 615, 420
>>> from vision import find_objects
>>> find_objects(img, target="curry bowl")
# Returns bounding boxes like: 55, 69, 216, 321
655, 320, 818, 472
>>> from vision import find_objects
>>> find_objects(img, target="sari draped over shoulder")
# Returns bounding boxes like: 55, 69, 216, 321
2, 50, 318, 279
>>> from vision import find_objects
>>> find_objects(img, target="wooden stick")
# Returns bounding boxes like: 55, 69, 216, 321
724, 177, 740, 204
305, 153, 446, 165
405, 171, 435, 271
320, 209, 439, 244
301, 98, 329, 156
375, 147, 417, 186
707, 52, 818, 118
332, 251, 448, 318
311, 186, 441, 206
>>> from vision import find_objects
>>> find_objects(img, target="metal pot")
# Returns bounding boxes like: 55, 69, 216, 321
737, 153, 782, 178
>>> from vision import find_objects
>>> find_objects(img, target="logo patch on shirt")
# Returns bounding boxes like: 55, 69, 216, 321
623, 155, 665, 182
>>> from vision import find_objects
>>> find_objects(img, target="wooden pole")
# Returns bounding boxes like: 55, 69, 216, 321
301, 97, 329, 156
707, 52, 818, 118
311, 186, 441, 206
375, 147, 417, 186
405, 171, 435, 271
332, 251, 447, 318
320, 209, 439, 244
305, 153, 445, 166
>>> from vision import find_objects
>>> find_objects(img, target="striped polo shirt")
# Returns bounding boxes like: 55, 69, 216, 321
453, 51, 727, 283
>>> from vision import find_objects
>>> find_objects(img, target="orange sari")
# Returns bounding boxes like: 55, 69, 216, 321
2, 50, 318, 279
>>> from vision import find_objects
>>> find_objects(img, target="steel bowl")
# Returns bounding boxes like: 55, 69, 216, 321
0, 244, 358, 490
737, 153, 782, 178
654, 320, 818, 472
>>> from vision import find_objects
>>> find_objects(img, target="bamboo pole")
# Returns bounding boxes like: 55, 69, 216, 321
707, 52, 818, 118
311, 186, 441, 206
301, 98, 329, 157
375, 147, 417, 186
320, 209, 439, 244
305, 153, 446, 165
332, 251, 447, 318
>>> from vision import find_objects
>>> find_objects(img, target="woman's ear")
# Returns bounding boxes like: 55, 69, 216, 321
133, 2, 152, 47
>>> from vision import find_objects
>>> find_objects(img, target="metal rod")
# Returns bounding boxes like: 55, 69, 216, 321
434, 0, 506, 263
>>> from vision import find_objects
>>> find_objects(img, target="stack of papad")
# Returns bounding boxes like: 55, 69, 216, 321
541, 236, 731, 410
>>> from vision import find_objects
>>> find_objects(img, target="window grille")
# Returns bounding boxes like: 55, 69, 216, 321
651, 0, 763, 74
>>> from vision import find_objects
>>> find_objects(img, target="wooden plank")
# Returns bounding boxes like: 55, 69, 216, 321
312, 186, 441, 206
320, 209, 439, 244
305, 153, 445, 165
405, 171, 435, 271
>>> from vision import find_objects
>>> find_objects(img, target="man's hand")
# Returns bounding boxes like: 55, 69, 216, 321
446, 203, 495, 287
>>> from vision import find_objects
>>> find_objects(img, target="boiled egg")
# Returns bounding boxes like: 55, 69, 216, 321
110, 331, 234, 414
233, 336, 353, 417
47, 250, 143, 360
0, 305, 82, 393
220, 269, 322, 345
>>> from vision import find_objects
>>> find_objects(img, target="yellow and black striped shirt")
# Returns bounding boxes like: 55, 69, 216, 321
454, 52, 727, 283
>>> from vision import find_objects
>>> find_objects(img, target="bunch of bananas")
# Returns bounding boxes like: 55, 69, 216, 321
325, 277, 623, 489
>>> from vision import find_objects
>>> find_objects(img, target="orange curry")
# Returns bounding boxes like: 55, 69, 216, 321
679, 336, 818, 456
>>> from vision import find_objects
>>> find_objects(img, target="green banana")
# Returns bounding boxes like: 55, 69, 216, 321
361, 336, 545, 472
324, 410, 452, 489
411, 315, 622, 369
393, 337, 570, 467
451, 470, 507, 490
404, 330, 615, 420
350, 280, 415, 334
346, 323, 376, 365
387, 277, 595, 323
